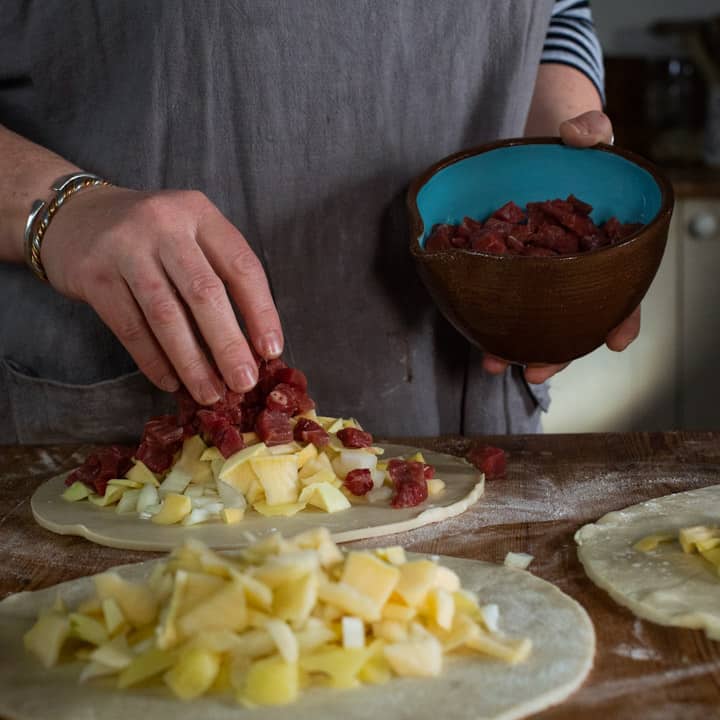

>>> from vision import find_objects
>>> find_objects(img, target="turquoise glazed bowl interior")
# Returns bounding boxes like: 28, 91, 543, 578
416, 143, 663, 248
407, 138, 674, 365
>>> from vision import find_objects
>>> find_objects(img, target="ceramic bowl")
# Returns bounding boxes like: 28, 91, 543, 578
407, 138, 674, 365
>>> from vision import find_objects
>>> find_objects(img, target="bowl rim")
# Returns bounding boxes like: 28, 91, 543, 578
407, 136, 675, 261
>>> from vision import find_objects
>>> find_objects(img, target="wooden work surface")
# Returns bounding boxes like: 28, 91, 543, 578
1, 433, 719, 719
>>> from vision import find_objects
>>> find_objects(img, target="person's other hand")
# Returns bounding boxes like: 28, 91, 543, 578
483, 110, 641, 384
41, 186, 283, 405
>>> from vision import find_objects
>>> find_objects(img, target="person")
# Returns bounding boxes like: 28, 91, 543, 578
0, 0, 639, 444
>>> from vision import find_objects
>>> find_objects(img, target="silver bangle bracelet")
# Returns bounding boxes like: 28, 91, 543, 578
24, 171, 110, 282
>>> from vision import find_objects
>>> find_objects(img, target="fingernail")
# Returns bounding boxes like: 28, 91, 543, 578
198, 380, 221, 405
231, 363, 258, 392
260, 331, 283, 358
568, 119, 589, 135
159, 374, 180, 392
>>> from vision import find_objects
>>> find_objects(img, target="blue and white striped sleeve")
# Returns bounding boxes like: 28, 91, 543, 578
541, 0, 605, 105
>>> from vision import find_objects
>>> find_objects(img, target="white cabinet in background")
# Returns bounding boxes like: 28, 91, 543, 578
543, 199, 695, 433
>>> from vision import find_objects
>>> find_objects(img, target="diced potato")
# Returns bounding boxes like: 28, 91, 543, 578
273, 572, 318, 625
69, 612, 109, 645
62, 481, 91, 502
88, 484, 125, 507
266, 619, 298, 662
294, 442, 317, 469
125, 460, 160, 486
79, 660, 117, 683
358, 654, 392, 685
94, 572, 158, 627
152, 493, 192, 525
341, 552, 400, 607
164, 646, 221, 700
292, 527, 344, 567
298, 467, 337, 488
250, 456, 299, 506
317, 581, 381, 622
464, 622, 532, 664
230, 571, 273, 611
298, 482, 351, 513
177, 580, 247, 636
117, 647, 178, 688
101, 598, 126, 635
23, 611, 70, 668
298, 453, 334, 481
295, 619, 337, 653
384, 636, 443, 677
267, 442, 301, 456
253, 551, 320, 588
219, 444, 269, 484
108, 478, 143, 489
427, 478, 446, 496
200, 446, 223, 462
300, 645, 372, 689
679, 526, 720, 554
241, 656, 299, 706
375, 546, 406, 565
89, 635, 133, 670
408, 451, 426, 463
253, 501, 306, 517
371, 620, 408, 643
426, 588, 455, 631
381, 602, 416, 622
222, 507, 245, 524
395, 561, 441, 607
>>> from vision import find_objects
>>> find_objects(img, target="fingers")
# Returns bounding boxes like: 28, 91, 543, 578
606, 305, 641, 352
524, 363, 568, 384
91, 280, 180, 393
198, 209, 284, 360
482, 354, 510, 375
483, 353, 567, 383
159, 238, 259, 392
123, 258, 224, 405
559, 110, 613, 147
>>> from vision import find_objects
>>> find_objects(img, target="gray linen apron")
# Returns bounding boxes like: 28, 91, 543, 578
0, 1, 553, 444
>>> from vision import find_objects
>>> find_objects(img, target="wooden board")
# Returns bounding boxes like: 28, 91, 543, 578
1, 433, 720, 719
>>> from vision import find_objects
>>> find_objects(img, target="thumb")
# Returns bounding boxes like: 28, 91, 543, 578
560, 110, 613, 148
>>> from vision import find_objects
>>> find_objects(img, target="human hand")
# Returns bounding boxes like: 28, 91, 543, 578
483, 110, 641, 384
41, 186, 283, 404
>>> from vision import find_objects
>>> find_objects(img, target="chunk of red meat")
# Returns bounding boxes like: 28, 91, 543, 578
461, 216, 485, 235
210, 388, 244, 425
506, 235, 526, 254
135, 442, 176, 474
604, 217, 643, 243
526, 203, 550, 233
492, 200, 526, 224
567, 194, 593, 215
466, 444, 507, 479
507, 224, 531, 243
344, 468, 373, 496
266, 383, 300, 416
293, 418, 329, 448
256, 409, 293, 446
532, 225, 579, 255
215, 425, 245, 458
336, 427, 373, 448
579, 232, 610, 252
423, 463, 434, 480
483, 218, 514, 235
294, 393, 316, 413
196, 409, 230, 437
274, 367, 308, 392
175, 388, 199, 427
388, 460, 428, 508
450, 234, 470, 249
425, 223, 455, 253
471, 230, 507, 254
67, 446, 136, 494
143, 416, 184, 446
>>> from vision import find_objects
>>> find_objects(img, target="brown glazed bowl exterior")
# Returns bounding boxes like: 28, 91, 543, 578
407, 138, 674, 365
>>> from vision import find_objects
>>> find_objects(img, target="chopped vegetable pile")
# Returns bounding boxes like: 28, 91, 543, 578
634, 525, 720, 574
24, 529, 531, 706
